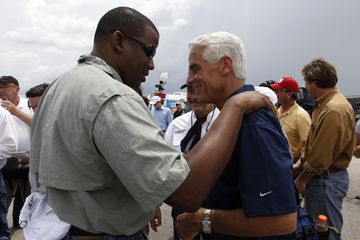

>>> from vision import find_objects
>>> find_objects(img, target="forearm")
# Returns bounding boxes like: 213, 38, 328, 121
295, 169, 316, 193
211, 209, 296, 237
11, 108, 32, 126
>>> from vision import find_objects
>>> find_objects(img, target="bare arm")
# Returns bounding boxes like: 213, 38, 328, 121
165, 91, 275, 212
1, 100, 32, 126
176, 208, 296, 239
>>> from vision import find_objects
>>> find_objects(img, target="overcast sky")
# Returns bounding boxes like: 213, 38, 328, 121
1, 0, 359, 97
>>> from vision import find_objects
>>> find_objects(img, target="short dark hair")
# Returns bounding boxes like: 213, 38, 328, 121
94, 7, 159, 44
25, 83, 49, 98
0, 75, 19, 86
302, 58, 338, 88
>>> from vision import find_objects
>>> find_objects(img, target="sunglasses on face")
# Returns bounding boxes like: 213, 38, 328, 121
122, 33, 156, 59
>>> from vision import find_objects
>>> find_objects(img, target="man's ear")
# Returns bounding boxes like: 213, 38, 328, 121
111, 30, 125, 53
220, 56, 233, 75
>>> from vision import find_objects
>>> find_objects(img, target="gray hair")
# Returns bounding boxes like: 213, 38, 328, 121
189, 31, 246, 79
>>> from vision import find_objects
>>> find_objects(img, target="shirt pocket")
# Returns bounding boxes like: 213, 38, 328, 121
172, 130, 187, 147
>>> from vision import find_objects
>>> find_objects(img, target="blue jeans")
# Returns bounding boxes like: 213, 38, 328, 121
0, 172, 10, 240
304, 170, 349, 240
62, 229, 146, 240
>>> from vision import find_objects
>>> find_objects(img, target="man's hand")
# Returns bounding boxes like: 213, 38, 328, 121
18, 156, 30, 169
175, 208, 204, 240
293, 159, 303, 176
226, 91, 276, 115
354, 145, 360, 158
1, 99, 18, 115
295, 176, 307, 193
149, 207, 161, 232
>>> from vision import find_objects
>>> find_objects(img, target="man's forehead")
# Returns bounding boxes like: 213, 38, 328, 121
189, 46, 204, 61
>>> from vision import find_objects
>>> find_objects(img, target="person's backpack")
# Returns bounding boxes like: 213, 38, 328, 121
295, 207, 319, 240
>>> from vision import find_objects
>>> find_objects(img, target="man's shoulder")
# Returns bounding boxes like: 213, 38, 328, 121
166, 112, 191, 136
243, 108, 277, 127
0, 106, 10, 117
170, 111, 192, 125
293, 104, 311, 119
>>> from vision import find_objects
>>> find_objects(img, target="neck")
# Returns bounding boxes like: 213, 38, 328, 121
91, 47, 120, 74
216, 78, 245, 110
280, 100, 295, 113
12, 95, 20, 106
314, 87, 334, 100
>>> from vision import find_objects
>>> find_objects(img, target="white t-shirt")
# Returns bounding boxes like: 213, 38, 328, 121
0, 106, 18, 168
13, 97, 33, 152
356, 119, 360, 135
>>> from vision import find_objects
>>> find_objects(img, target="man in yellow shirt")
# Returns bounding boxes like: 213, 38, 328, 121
272, 77, 311, 163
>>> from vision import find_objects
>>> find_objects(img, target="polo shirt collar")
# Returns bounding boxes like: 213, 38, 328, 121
77, 55, 123, 83
278, 102, 298, 117
227, 84, 254, 99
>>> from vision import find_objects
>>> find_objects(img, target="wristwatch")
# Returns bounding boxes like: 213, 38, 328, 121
201, 209, 212, 234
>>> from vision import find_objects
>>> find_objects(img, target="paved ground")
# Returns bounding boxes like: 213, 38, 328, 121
10, 156, 360, 240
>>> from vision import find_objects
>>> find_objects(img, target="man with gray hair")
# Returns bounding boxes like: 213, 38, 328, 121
176, 32, 297, 239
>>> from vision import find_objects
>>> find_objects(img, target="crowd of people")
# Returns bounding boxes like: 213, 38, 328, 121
0, 6, 359, 240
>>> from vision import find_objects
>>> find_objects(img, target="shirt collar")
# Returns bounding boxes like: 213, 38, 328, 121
78, 55, 123, 83
314, 88, 339, 107
278, 102, 299, 117
227, 84, 254, 99
192, 107, 216, 123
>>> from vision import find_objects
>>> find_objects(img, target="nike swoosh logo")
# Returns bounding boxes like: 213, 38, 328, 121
259, 191, 272, 197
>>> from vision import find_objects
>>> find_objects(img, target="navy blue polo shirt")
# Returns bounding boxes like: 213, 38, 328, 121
202, 85, 297, 240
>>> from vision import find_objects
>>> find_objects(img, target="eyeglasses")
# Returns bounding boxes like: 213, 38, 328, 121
122, 33, 156, 59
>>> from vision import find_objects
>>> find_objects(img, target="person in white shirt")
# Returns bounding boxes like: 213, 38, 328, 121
0, 75, 33, 229
164, 84, 220, 240
165, 85, 220, 152
0, 105, 18, 239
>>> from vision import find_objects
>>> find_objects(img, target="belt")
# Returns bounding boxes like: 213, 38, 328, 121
69, 226, 105, 237
312, 167, 345, 179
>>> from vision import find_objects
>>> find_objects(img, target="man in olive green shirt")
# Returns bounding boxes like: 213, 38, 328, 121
30, 7, 272, 239
295, 58, 355, 240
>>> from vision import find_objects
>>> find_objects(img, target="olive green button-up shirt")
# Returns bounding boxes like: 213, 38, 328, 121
30, 55, 189, 235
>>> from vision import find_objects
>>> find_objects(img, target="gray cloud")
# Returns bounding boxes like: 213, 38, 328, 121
0, 0, 359, 97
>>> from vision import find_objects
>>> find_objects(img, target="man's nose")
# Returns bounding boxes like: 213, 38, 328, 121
186, 75, 194, 85
148, 58, 155, 70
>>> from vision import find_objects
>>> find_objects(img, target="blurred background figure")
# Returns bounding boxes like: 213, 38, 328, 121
173, 101, 185, 119
0, 104, 18, 239
25, 83, 49, 111
150, 95, 173, 132
271, 77, 311, 163
0, 76, 32, 230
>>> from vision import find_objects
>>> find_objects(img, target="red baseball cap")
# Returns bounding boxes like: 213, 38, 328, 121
271, 77, 299, 93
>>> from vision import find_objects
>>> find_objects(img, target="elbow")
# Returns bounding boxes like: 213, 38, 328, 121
280, 212, 297, 235
176, 194, 203, 213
